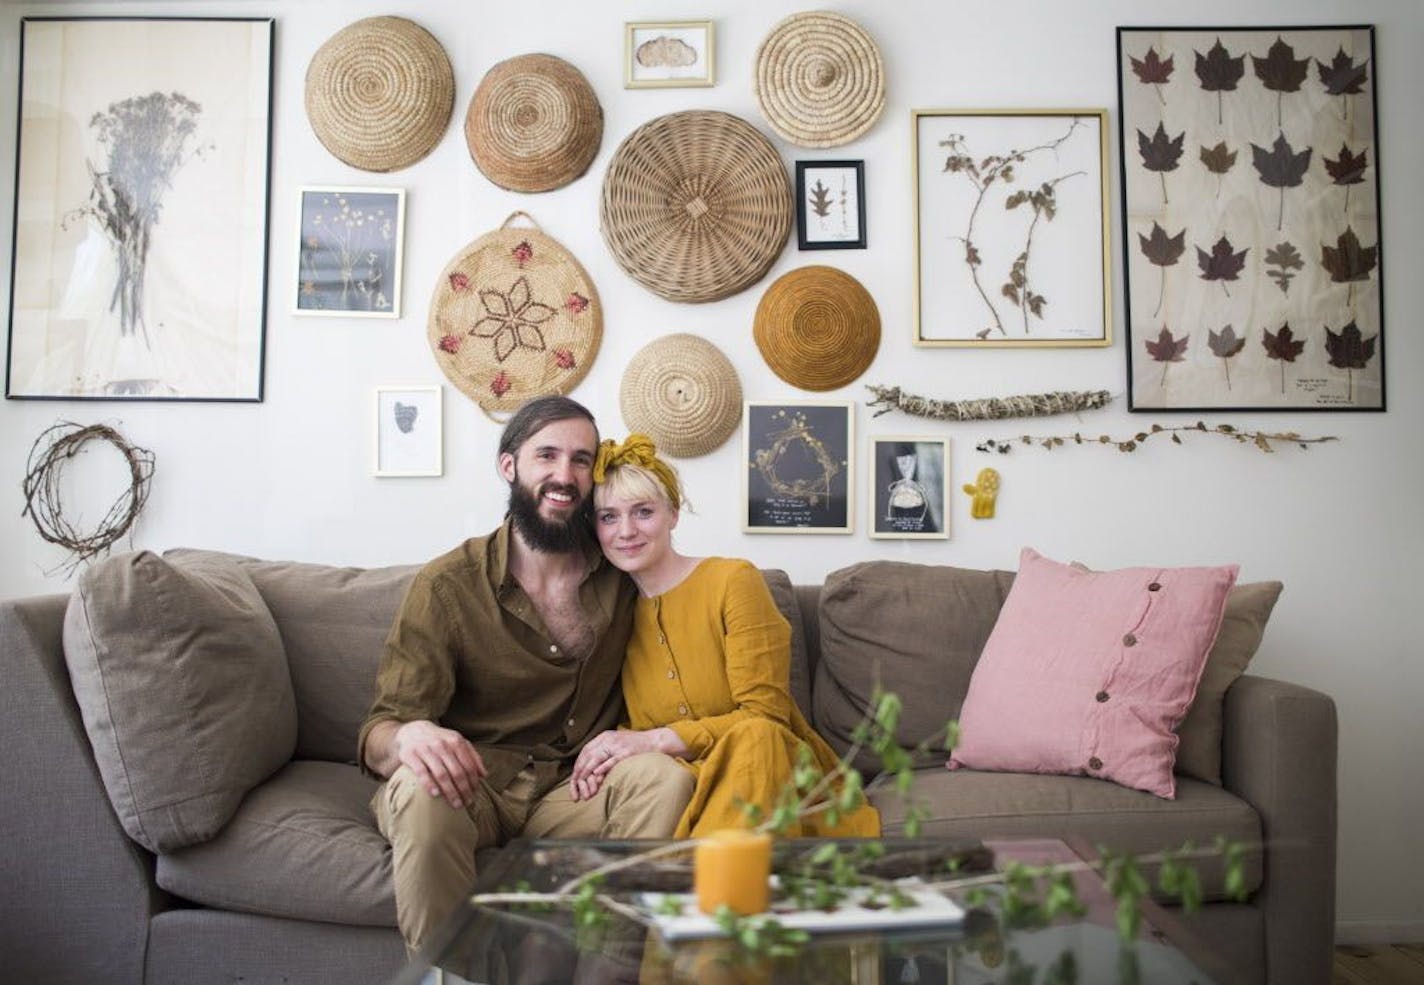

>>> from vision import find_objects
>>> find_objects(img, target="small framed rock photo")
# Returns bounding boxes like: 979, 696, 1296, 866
796, 160, 867, 250
374, 385, 442, 477
869, 436, 949, 539
625, 21, 715, 88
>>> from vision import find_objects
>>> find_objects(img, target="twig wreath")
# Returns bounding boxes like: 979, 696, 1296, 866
22, 422, 155, 574
753, 411, 842, 507
867, 385, 1112, 422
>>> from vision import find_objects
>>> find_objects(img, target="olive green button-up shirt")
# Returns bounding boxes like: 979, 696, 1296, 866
357, 520, 636, 794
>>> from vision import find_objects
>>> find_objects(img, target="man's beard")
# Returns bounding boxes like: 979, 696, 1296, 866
507, 473, 593, 554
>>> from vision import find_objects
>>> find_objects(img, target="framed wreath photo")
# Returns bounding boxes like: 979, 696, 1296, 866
796, 160, 867, 250
1118, 26, 1383, 411
869, 437, 949, 540
912, 109, 1111, 348
374, 385, 442, 477
625, 21, 715, 89
295, 187, 405, 318
6, 17, 274, 401
743, 401, 853, 534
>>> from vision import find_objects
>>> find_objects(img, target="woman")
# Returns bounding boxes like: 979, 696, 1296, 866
569, 434, 879, 838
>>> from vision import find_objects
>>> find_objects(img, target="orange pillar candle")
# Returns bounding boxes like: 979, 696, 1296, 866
694, 829, 772, 916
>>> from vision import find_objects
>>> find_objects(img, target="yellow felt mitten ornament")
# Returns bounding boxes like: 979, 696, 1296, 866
963, 467, 1000, 519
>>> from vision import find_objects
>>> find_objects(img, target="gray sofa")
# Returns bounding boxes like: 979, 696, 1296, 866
0, 550, 1336, 985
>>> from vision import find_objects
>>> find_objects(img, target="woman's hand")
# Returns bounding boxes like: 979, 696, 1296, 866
569, 727, 685, 801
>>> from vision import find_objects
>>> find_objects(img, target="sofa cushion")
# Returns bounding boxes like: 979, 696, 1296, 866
1176, 581, 1283, 785
870, 768, 1263, 902
814, 560, 1015, 774
949, 549, 1237, 799
759, 569, 811, 719
156, 760, 394, 926
168, 551, 420, 763
63, 550, 296, 853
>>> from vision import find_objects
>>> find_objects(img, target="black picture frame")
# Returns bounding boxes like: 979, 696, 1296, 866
795, 160, 867, 250
743, 401, 853, 534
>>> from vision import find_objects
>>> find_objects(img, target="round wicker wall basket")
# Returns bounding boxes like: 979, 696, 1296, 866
428, 212, 601, 418
753, 265, 881, 391
753, 11, 885, 149
600, 110, 792, 304
620, 334, 743, 458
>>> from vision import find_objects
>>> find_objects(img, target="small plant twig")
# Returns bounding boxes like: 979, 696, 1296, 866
976, 421, 1337, 454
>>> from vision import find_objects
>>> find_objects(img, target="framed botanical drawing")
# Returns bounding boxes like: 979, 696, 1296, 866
913, 109, 1111, 347
1118, 26, 1383, 410
6, 17, 274, 401
295, 187, 405, 318
374, 385, 442, 477
869, 437, 948, 540
796, 160, 867, 250
624, 21, 715, 88
743, 401, 853, 534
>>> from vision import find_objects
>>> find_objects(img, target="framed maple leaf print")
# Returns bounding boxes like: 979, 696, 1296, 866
796, 161, 866, 250
1118, 26, 1384, 410
912, 109, 1111, 347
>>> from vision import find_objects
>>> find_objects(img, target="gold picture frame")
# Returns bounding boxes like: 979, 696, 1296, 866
624, 21, 715, 89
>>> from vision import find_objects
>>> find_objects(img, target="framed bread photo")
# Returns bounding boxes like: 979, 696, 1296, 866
374, 385, 442, 477
869, 437, 949, 539
743, 401, 853, 534
625, 21, 715, 89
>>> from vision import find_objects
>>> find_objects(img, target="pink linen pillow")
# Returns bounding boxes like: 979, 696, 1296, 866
948, 548, 1238, 798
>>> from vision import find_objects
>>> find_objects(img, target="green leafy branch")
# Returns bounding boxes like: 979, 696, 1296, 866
977, 421, 1338, 454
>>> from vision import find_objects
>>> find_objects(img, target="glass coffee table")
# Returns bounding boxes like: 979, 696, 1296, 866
396, 837, 1242, 985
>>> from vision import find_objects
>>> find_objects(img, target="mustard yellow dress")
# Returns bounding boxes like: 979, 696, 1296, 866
622, 557, 880, 839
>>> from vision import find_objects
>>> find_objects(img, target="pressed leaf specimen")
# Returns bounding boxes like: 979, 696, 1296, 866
1264, 242, 1304, 295
1252, 37, 1310, 128
1144, 326, 1188, 387
1130, 47, 1174, 103
1208, 325, 1246, 389
1262, 323, 1305, 394
1324, 320, 1377, 401
1137, 222, 1185, 317
1323, 144, 1368, 215
1002, 173, 1083, 334
1194, 38, 1245, 125
1250, 131, 1311, 231
1136, 122, 1184, 205
807, 180, 833, 219
1321, 226, 1378, 304
1196, 235, 1248, 297
1199, 141, 1237, 198
1316, 47, 1369, 120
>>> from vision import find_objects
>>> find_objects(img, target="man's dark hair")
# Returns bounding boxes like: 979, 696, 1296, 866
498, 396, 598, 460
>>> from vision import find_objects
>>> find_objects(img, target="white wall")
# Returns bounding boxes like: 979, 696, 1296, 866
2, 0, 1420, 942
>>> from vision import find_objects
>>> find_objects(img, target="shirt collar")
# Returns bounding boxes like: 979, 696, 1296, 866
491, 515, 605, 597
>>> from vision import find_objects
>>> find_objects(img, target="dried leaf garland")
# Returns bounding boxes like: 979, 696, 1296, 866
976, 421, 1336, 455
866, 385, 1112, 422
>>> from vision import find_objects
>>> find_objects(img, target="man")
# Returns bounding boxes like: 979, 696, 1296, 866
359, 395, 694, 951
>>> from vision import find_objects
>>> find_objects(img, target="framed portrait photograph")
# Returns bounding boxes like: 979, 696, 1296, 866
743, 401, 853, 534
374, 385, 442, 477
295, 187, 405, 318
1118, 26, 1383, 411
6, 17, 274, 401
913, 109, 1111, 348
796, 160, 867, 250
625, 20, 715, 88
869, 437, 949, 540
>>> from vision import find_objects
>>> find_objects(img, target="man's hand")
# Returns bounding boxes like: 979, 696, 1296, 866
392, 719, 487, 809
568, 727, 686, 801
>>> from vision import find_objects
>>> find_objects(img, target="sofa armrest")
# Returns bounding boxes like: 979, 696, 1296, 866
1220, 673, 1337, 985
0, 594, 163, 985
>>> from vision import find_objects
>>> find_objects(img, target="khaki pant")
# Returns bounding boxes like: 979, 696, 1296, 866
374, 753, 694, 951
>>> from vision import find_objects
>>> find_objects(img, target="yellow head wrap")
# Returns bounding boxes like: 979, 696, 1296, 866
593, 433, 681, 511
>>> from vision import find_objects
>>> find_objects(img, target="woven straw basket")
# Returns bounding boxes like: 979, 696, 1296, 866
601, 110, 792, 303
754, 265, 881, 391
428, 213, 601, 418
465, 53, 603, 193
620, 334, 743, 458
754, 11, 885, 149
305, 16, 454, 172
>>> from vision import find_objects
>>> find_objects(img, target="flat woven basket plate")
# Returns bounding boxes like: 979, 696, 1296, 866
465, 53, 603, 193
601, 110, 792, 303
754, 265, 881, 391
428, 212, 601, 416
754, 11, 885, 149
620, 334, 743, 458
305, 16, 455, 172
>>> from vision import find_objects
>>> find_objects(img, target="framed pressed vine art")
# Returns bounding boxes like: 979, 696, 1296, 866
1118, 26, 1383, 411
912, 109, 1110, 347
743, 401, 853, 534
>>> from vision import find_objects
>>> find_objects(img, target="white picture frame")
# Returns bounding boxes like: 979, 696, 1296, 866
295, 187, 405, 318
868, 437, 949, 540
625, 20, 715, 88
374, 385, 442, 477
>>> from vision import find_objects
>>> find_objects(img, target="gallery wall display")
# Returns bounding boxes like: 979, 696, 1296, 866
624, 21, 715, 88
295, 187, 405, 317
913, 109, 1111, 348
869, 437, 949, 540
796, 160, 867, 250
374, 385, 442, 477
6, 17, 274, 401
743, 401, 853, 534
1118, 26, 1383, 411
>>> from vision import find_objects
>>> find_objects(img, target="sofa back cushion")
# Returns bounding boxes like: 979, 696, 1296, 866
759, 569, 811, 720
814, 560, 1015, 774
63, 550, 296, 853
